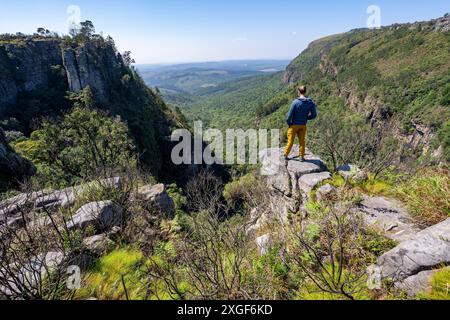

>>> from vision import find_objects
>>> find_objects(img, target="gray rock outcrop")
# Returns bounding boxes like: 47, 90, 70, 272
67, 201, 123, 232
135, 183, 175, 215
0, 251, 65, 298
376, 218, 450, 285
259, 146, 330, 222
0, 38, 125, 113
316, 184, 337, 202
355, 196, 420, 242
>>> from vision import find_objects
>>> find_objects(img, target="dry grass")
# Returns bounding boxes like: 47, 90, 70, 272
394, 168, 450, 226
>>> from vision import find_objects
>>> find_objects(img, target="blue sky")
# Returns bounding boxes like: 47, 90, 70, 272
0, 0, 448, 63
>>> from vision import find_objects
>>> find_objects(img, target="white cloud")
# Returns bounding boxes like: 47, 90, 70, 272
292, 31, 297, 36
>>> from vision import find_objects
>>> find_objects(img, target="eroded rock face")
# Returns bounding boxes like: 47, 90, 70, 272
377, 218, 450, 283
67, 201, 123, 232
83, 234, 113, 255
0, 38, 125, 112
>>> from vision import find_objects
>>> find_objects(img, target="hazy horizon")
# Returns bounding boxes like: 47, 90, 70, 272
1, 0, 448, 64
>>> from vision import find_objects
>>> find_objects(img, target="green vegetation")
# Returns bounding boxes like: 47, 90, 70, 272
14, 105, 136, 189
174, 72, 286, 128
394, 169, 450, 226
418, 268, 450, 300
76, 248, 149, 300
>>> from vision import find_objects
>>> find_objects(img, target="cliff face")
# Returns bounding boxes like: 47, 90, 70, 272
0, 39, 62, 113
0, 38, 126, 114
0, 36, 182, 178
62, 41, 125, 103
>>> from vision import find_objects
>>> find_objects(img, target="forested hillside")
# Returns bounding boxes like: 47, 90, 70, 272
178, 15, 450, 166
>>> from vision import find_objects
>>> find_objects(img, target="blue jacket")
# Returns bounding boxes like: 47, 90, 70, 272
286, 97, 318, 126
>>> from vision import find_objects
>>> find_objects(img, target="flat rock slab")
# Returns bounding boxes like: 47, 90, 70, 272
299, 172, 332, 194
355, 196, 419, 242
377, 218, 450, 282
260, 147, 325, 177
260, 147, 327, 195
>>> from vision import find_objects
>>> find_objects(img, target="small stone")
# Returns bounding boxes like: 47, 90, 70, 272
83, 234, 113, 255
337, 164, 368, 183
316, 184, 337, 202
256, 234, 273, 256
377, 218, 450, 282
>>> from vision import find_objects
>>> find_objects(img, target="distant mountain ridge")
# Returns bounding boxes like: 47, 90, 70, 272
137, 60, 290, 95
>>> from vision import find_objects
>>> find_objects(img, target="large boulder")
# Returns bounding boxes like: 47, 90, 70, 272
376, 218, 450, 283
135, 184, 175, 215
354, 196, 419, 242
67, 201, 123, 232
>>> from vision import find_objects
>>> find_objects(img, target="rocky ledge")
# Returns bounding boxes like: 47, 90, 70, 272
257, 146, 450, 297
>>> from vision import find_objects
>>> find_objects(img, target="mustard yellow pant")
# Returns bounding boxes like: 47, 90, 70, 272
284, 125, 307, 158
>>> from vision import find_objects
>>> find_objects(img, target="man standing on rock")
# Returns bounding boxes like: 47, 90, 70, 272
284, 85, 318, 162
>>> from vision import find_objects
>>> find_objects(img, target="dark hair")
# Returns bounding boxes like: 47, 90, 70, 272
298, 86, 307, 95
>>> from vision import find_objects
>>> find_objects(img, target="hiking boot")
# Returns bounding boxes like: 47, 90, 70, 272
300, 157, 306, 162
284, 156, 290, 161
